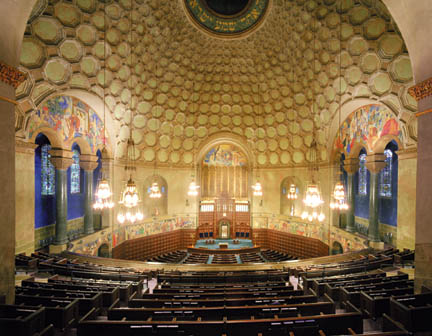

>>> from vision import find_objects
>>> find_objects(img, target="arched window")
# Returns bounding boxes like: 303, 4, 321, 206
41, 144, 55, 196
379, 149, 393, 197
70, 148, 80, 194
358, 153, 367, 195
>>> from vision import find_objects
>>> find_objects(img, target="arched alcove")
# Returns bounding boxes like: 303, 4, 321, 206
97, 243, 110, 258
142, 175, 168, 218
280, 176, 303, 217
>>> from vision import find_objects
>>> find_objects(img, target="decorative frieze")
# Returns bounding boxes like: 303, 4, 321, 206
409, 77, 432, 101
0, 61, 26, 89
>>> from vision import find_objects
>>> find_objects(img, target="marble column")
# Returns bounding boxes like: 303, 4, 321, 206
49, 149, 73, 248
410, 79, 432, 292
365, 154, 387, 245
0, 61, 25, 303
343, 158, 359, 233
80, 155, 99, 235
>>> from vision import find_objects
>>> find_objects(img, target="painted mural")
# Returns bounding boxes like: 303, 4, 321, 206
203, 144, 247, 167
266, 215, 367, 252
27, 96, 105, 153
70, 216, 196, 256
335, 104, 402, 154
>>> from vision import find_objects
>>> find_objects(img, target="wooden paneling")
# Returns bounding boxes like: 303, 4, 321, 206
253, 229, 329, 259
112, 229, 195, 261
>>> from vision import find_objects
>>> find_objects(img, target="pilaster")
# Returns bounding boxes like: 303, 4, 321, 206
15, 140, 38, 255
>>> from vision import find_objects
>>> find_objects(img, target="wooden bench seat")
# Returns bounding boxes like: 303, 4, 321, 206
389, 291, 432, 332
78, 302, 360, 336
14, 295, 78, 330
16, 286, 103, 315
339, 279, 413, 306
129, 293, 318, 308
359, 286, 414, 319
0, 304, 54, 336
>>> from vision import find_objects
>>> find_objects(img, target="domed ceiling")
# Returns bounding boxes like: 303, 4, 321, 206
16, 0, 417, 168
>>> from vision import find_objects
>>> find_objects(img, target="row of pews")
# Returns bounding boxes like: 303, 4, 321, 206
146, 249, 297, 265
4, 248, 430, 335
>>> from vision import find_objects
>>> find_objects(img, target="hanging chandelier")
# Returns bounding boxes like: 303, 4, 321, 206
93, 0, 113, 211
330, 0, 348, 213
149, 182, 162, 199
93, 179, 114, 210
252, 181, 263, 196
287, 184, 298, 200
117, 138, 143, 224
330, 181, 349, 210
301, 183, 325, 222
187, 180, 200, 196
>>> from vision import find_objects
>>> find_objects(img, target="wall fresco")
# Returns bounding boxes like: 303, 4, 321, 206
203, 144, 247, 167
335, 104, 403, 154
27, 96, 104, 153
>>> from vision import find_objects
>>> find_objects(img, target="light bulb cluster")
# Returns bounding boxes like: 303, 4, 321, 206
117, 210, 144, 224
187, 181, 200, 196
149, 182, 162, 199
252, 182, 263, 196
301, 184, 325, 222
117, 177, 143, 224
287, 184, 298, 200
330, 181, 349, 211
93, 179, 114, 210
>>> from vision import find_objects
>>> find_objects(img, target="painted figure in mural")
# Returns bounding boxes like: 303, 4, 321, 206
334, 105, 402, 154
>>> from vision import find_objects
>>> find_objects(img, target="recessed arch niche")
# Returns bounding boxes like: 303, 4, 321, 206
200, 144, 249, 199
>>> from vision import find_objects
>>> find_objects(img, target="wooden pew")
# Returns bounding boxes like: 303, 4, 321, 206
16, 287, 103, 315
129, 294, 318, 308
339, 278, 413, 306
389, 291, 432, 332
0, 305, 54, 336
78, 302, 361, 336
22, 279, 120, 307
109, 296, 335, 321
14, 295, 78, 330
325, 273, 408, 301
360, 286, 414, 319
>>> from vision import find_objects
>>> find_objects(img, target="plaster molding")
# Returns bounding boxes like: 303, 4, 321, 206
396, 148, 417, 160
343, 158, 359, 174
15, 139, 37, 154
409, 77, 432, 101
0, 60, 26, 89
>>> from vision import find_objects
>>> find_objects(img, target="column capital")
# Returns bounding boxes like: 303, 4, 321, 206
343, 158, 359, 174
15, 140, 38, 154
49, 149, 73, 170
365, 154, 387, 174
80, 154, 99, 171
396, 148, 417, 160
0, 60, 26, 89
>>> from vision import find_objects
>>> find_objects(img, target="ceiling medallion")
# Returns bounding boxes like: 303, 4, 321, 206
183, 0, 271, 38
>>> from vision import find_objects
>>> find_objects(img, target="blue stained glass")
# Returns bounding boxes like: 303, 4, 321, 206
71, 149, 80, 194
358, 154, 367, 196
41, 144, 55, 195
161, 186, 165, 193
379, 149, 393, 198
282, 187, 286, 194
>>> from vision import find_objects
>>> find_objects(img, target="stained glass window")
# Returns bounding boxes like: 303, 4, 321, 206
41, 144, 55, 195
379, 149, 393, 197
358, 153, 367, 196
71, 149, 80, 194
